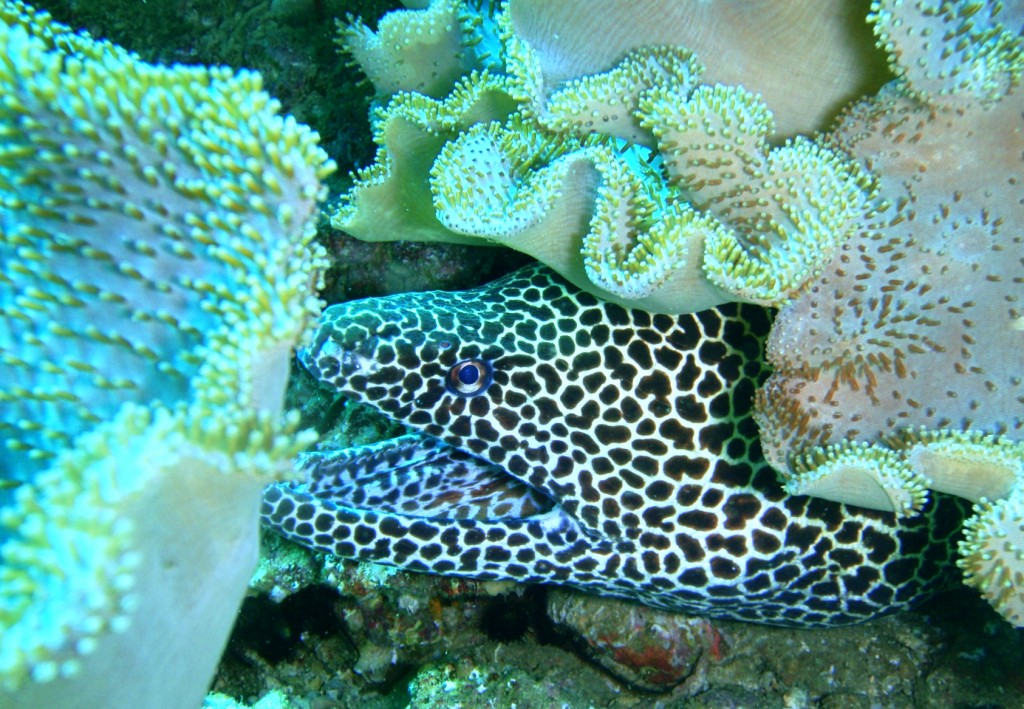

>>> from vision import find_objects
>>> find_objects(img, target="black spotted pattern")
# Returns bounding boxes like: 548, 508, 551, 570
263, 265, 967, 627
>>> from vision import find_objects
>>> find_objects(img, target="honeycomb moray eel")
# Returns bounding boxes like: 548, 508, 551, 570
263, 265, 967, 627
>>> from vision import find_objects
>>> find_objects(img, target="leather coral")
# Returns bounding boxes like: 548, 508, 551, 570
757, 0, 1024, 625
332, 0, 885, 313
0, 2, 333, 706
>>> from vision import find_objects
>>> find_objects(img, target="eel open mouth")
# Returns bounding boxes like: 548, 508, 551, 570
286, 432, 556, 523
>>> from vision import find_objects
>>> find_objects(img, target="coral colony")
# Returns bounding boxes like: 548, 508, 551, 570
0, 2, 332, 707
1, 1, 1022, 708
329, 0, 1024, 624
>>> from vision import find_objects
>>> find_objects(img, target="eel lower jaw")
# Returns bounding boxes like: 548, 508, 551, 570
288, 432, 559, 523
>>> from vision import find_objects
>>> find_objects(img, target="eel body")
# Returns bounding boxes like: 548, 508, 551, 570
263, 265, 965, 626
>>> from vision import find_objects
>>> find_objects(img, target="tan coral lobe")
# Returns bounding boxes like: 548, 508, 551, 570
334, 0, 884, 313
755, 0, 1024, 626
506, 0, 886, 138
758, 84, 1024, 473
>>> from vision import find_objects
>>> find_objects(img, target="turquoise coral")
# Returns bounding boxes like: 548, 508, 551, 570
0, 1, 333, 706
203, 690, 293, 709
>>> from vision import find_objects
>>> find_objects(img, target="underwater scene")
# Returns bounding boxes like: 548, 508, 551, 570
1, 1, 1023, 707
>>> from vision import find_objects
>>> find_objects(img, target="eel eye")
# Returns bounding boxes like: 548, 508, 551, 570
446, 358, 493, 397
